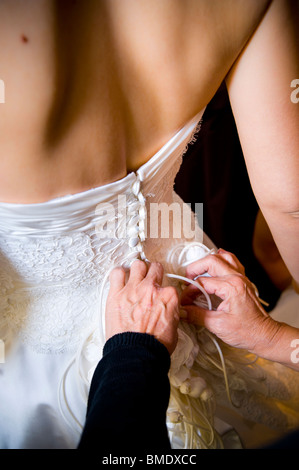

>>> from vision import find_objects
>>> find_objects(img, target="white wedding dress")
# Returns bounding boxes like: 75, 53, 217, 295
0, 109, 299, 449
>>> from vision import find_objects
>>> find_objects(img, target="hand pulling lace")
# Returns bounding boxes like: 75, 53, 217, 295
58, 179, 266, 449
58, 240, 267, 449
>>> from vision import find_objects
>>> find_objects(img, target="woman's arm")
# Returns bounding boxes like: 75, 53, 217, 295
253, 209, 292, 291
78, 332, 172, 451
226, 0, 299, 288
78, 261, 179, 450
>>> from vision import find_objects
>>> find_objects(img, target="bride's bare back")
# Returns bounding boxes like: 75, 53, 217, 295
0, 0, 272, 203
1, 0, 299, 357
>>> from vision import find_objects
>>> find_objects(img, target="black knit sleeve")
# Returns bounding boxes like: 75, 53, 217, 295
77, 332, 171, 451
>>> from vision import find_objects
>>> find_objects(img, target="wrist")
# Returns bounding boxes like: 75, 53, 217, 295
251, 317, 299, 369
248, 316, 282, 359
104, 332, 170, 360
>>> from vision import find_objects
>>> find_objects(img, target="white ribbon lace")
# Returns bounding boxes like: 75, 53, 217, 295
57, 178, 253, 449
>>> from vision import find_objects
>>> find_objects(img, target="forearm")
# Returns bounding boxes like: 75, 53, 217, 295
250, 317, 299, 371
78, 332, 171, 451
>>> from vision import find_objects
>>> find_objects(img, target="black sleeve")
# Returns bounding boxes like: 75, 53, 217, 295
77, 332, 172, 452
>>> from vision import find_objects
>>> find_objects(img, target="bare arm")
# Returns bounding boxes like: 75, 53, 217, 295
226, 0, 299, 288
253, 209, 292, 291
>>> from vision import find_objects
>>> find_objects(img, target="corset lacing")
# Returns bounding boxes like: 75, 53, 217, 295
127, 176, 148, 261
58, 174, 152, 433
57, 181, 228, 447
58, 174, 268, 448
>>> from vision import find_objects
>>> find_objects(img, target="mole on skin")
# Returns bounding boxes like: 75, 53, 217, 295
21, 35, 29, 43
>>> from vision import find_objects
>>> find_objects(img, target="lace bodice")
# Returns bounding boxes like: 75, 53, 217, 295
1, 108, 299, 450
0, 111, 204, 354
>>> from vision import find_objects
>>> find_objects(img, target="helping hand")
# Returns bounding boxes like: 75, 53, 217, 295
181, 249, 281, 353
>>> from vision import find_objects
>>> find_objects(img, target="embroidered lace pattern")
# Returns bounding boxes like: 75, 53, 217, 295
0, 112, 201, 354
0, 189, 152, 353
1, 109, 299, 449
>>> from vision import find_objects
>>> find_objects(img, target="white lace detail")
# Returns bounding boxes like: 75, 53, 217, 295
0, 186, 155, 353
72, 237, 299, 448
1, 107, 299, 450
0, 111, 203, 354
0, 231, 133, 353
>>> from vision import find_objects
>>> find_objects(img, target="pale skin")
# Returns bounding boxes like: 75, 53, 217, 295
0, 2, 299, 354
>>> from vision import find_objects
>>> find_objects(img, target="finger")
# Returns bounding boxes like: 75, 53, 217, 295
180, 283, 206, 306
186, 275, 233, 302
160, 285, 179, 307
109, 267, 126, 293
185, 253, 240, 279
127, 259, 148, 284
217, 248, 245, 275
145, 262, 164, 285
181, 305, 214, 329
